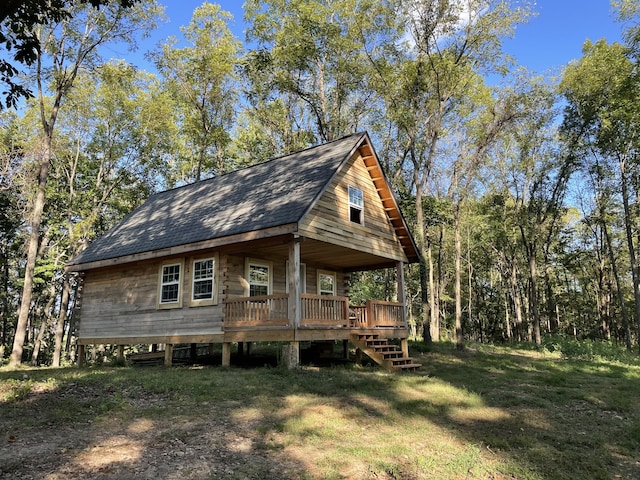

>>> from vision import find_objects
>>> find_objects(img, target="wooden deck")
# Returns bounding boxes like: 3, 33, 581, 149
78, 295, 408, 346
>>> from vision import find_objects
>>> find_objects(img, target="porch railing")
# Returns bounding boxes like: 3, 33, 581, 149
300, 294, 349, 327
223, 295, 405, 330
225, 294, 289, 329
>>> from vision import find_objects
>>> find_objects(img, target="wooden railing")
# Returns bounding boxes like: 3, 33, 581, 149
349, 300, 406, 328
223, 295, 405, 330
301, 294, 349, 327
225, 294, 289, 329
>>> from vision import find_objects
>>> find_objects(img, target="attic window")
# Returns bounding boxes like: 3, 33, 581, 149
348, 186, 363, 225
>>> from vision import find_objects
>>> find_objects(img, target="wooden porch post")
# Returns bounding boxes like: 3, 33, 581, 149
77, 344, 86, 367
222, 342, 231, 366
288, 236, 302, 329
401, 338, 409, 358
282, 341, 300, 368
164, 344, 173, 367
396, 261, 407, 326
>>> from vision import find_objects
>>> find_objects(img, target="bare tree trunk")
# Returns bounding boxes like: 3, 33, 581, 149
53, 274, 72, 366
454, 203, 464, 350
603, 210, 632, 351
528, 250, 542, 345
428, 241, 439, 342
619, 159, 640, 352
10, 136, 51, 366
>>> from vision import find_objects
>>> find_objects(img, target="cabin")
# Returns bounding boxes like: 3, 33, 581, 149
66, 132, 421, 369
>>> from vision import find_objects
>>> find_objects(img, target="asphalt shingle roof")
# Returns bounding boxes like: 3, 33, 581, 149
68, 133, 366, 267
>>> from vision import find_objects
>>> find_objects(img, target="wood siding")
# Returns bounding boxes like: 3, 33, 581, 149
78, 257, 224, 340
78, 252, 346, 341
299, 151, 408, 262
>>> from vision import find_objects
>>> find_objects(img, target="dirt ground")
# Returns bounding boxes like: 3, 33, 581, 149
1, 380, 310, 480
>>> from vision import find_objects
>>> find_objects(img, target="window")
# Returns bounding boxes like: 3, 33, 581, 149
348, 185, 364, 224
159, 262, 182, 306
247, 261, 271, 296
192, 258, 214, 302
318, 270, 336, 296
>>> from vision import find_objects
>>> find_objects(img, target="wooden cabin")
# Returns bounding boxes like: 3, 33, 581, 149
66, 132, 421, 369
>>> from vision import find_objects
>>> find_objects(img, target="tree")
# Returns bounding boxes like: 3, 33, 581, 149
9, 0, 161, 366
0, 0, 141, 109
243, 0, 392, 147
372, 0, 533, 344
560, 39, 640, 351
152, 3, 241, 184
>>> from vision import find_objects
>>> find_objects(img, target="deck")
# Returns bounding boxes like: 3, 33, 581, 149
224, 294, 406, 333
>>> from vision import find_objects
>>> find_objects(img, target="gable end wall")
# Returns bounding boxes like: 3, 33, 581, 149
298, 152, 407, 262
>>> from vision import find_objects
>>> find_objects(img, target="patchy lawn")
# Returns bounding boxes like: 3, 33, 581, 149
1, 343, 639, 479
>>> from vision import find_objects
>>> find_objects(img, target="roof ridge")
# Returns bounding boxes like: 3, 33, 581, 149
152, 132, 367, 198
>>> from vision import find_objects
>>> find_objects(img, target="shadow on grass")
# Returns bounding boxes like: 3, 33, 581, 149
1, 343, 639, 479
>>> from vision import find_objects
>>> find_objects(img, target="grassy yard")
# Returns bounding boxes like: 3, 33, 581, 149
1, 341, 639, 479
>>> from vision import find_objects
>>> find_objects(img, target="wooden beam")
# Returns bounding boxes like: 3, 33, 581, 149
66, 224, 298, 272
164, 344, 173, 367
222, 343, 231, 366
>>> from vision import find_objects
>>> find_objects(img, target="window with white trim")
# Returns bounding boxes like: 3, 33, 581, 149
348, 185, 364, 225
192, 258, 214, 302
318, 270, 336, 296
248, 261, 271, 296
160, 262, 181, 305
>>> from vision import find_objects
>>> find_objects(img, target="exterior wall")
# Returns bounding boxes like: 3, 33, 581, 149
298, 151, 407, 262
78, 255, 224, 341
222, 253, 346, 298
78, 251, 348, 341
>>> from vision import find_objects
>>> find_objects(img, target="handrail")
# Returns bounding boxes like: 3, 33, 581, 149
223, 295, 405, 330
225, 294, 289, 328
300, 293, 349, 327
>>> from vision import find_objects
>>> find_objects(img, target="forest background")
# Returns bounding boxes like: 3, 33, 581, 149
2, 0, 640, 367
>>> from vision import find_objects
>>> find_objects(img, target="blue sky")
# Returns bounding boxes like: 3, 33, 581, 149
130, 0, 626, 75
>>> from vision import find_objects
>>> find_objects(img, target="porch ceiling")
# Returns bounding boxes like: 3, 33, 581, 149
220, 234, 402, 271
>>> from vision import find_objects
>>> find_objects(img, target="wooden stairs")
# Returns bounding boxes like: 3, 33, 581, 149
351, 334, 421, 372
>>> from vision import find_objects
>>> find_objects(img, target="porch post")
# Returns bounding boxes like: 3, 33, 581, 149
164, 344, 173, 367
396, 261, 407, 326
288, 236, 302, 329
222, 343, 231, 366
77, 344, 86, 367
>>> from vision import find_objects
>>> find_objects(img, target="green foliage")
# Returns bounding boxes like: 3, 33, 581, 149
541, 335, 640, 363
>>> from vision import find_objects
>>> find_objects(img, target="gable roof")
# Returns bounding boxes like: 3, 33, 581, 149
68, 132, 419, 269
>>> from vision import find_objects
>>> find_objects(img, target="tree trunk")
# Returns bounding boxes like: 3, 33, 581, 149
510, 260, 524, 342
53, 274, 72, 366
454, 203, 464, 350
528, 249, 542, 345
619, 159, 640, 353
10, 136, 51, 366
603, 210, 632, 351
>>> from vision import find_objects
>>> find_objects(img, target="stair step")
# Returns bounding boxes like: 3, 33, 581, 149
370, 345, 397, 351
382, 352, 403, 359
393, 363, 422, 371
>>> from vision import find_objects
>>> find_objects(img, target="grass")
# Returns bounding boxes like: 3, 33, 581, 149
1, 341, 639, 479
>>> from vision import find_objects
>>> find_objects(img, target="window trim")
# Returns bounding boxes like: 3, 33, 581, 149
348, 185, 364, 225
189, 254, 218, 307
245, 258, 273, 297
158, 260, 184, 309
317, 269, 337, 296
